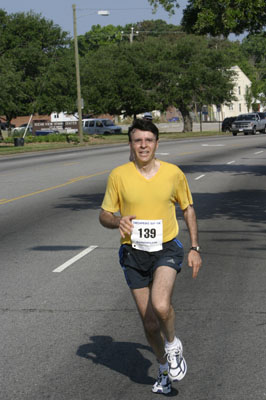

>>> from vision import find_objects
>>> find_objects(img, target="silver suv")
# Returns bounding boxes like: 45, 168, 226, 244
82, 119, 122, 135
231, 113, 266, 135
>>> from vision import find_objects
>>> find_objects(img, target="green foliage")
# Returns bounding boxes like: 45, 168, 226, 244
147, 0, 180, 15
79, 34, 236, 131
241, 33, 266, 106
0, 10, 73, 123
143, 35, 236, 130
77, 24, 123, 54
181, 0, 266, 37
122, 19, 182, 42
81, 42, 154, 117
21, 134, 71, 143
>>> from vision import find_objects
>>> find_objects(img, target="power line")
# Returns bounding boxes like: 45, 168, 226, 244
77, 8, 151, 11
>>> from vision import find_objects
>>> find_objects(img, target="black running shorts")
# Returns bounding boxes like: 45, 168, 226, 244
119, 238, 184, 289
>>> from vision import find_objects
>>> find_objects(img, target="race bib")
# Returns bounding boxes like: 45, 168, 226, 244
131, 219, 163, 252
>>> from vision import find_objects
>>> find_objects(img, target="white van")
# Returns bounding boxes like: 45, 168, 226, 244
82, 119, 122, 135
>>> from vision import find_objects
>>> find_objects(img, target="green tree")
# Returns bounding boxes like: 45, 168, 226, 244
80, 35, 236, 131
0, 10, 73, 124
77, 24, 124, 55
35, 48, 77, 114
151, 35, 236, 131
241, 33, 266, 109
122, 19, 183, 43
147, 0, 180, 15
181, 0, 266, 37
80, 43, 154, 117
0, 58, 26, 126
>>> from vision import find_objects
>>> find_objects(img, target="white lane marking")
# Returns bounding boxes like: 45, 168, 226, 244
156, 152, 169, 155
195, 175, 205, 180
227, 160, 235, 164
53, 245, 98, 273
201, 144, 225, 147
254, 151, 264, 155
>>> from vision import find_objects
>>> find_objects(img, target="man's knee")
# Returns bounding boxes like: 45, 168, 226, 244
152, 301, 172, 322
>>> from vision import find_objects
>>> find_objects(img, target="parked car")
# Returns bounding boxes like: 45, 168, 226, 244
231, 113, 266, 136
35, 128, 59, 136
0, 122, 15, 130
83, 119, 122, 135
143, 112, 153, 121
258, 112, 266, 121
221, 117, 237, 132
12, 123, 33, 134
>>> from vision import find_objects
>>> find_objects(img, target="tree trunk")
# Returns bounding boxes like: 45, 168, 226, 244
179, 106, 193, 132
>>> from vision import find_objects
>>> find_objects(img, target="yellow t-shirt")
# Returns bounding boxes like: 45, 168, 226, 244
101, 160, 193, 244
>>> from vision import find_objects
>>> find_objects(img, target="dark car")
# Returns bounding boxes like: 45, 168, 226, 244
222, 117, 237, 132
35, 128, 59, 136
1, 122, 15, 130
258, 112, 266, 119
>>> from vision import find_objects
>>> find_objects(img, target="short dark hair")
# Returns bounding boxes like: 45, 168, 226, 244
128, 118, 159, 142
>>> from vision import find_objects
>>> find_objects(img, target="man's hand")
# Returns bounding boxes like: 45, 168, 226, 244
188, 250, 202, 279
119, 215, 136, 238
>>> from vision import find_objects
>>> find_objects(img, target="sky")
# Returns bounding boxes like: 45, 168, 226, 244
1, 0, 188, 36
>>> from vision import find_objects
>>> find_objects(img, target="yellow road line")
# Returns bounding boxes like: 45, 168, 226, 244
0, 170, 109, 206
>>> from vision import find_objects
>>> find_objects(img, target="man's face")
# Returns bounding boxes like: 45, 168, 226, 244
130, 129, 158, 165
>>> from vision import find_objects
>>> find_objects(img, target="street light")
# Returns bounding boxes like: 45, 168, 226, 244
72, 5, 110, 143
98, 10, 110, 16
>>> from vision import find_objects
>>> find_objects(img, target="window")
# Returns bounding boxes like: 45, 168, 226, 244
229, 104, 234, 110
238, 86, 241, 95
239, 104, 242, 112
96, 121, 103, 127
89, 121, 94, 127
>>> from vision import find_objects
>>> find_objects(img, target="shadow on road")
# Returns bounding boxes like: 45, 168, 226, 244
180, 163, 266, 177
76, 335, 178, 395
190, 189, 266, 224
30, 245, 88, 251
55, 193, 104, 211
77, 335, 154, 385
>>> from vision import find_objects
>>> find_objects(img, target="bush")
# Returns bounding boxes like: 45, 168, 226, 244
23, 133, 72, 143
11, 130, 24, 138
66, 134, 80, 144
3, 137, 13, 144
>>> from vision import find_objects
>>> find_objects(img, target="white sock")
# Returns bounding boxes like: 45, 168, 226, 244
165, 336, 178, 349
159, 362, 169, 373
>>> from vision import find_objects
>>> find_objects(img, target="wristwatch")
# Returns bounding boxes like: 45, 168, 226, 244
190, 246, 201, 253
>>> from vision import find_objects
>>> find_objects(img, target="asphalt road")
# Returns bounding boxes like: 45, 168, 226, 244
1, 134, 266, 400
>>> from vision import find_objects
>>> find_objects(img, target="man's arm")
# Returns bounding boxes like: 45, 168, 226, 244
182, 204, 202, 279
99, 209, 136, 238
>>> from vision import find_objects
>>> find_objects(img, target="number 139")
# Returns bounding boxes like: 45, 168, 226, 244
138, 228, 156, 238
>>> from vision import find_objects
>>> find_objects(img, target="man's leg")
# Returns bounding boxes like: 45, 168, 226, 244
151, 266, 187, 382
131, 285, 172, 394
150, 266, 177, 342
131, 286, 166, 364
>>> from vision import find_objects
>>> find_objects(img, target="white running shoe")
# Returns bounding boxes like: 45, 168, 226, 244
152, 370, 172, 394
166, 338, 187, 382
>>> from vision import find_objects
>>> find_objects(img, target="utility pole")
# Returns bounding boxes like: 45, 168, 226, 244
127, 26, 138, 44
72, 4, 83, 143
129, 26, 134, 44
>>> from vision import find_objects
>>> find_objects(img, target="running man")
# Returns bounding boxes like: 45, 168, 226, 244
99, 118, 202, 394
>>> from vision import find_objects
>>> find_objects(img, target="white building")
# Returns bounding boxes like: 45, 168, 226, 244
50, 111, 78, 122
213, 65, 252, 120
